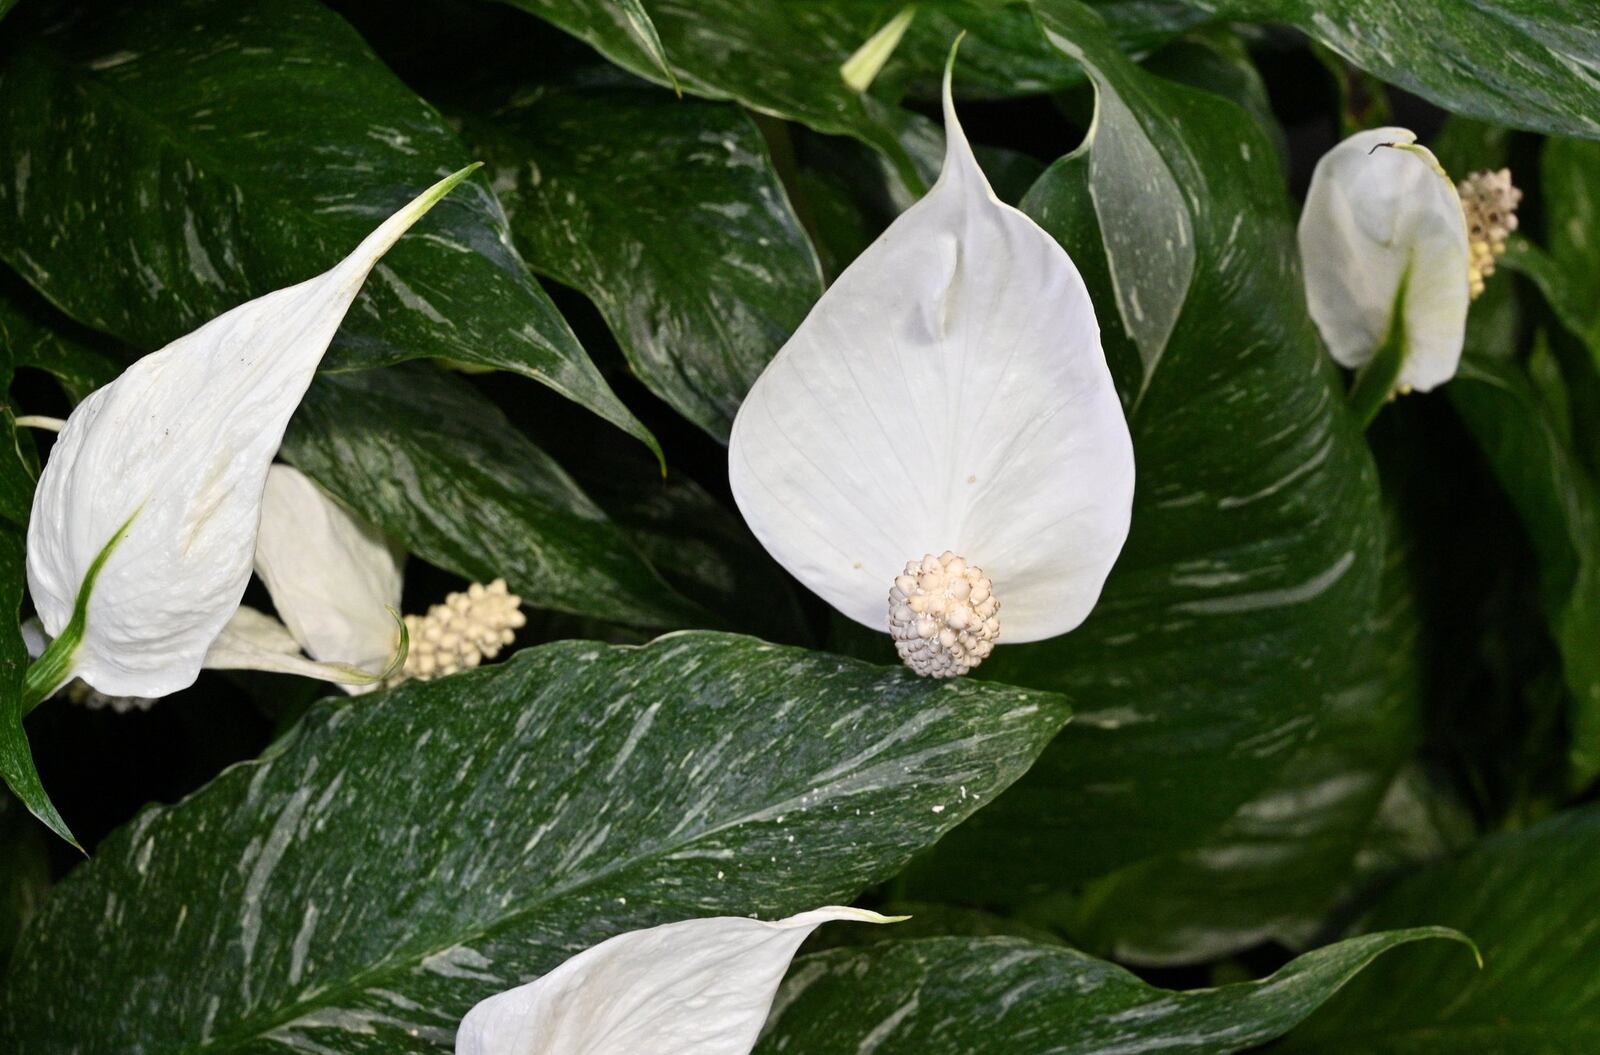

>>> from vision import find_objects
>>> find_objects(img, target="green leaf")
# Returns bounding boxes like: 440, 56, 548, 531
0, 632, 1069, 1050
1057, 479, 1424, 964
498, 1, 1201, 190
457, 76, 823, 442
1180, 0, 1600, 140
0, 522, 74, 849
0, 793, 50, 977
1450, 354, 1600, 787
0, 276, 124, 403
903, 0, 1381, 894
281, 365, 702, 630
758, 928, 1468, 1054
614, 0, 678, 92
0, 0, 659, 461
1278, 804, 1600, 1052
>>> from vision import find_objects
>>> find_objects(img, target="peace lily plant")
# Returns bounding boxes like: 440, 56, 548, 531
729, 45, 1136, 679
1298, 127, 1521, 423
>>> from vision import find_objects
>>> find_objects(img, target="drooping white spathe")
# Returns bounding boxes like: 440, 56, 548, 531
1298, 127, 1471, 393
26, 166, 476, 698
728, 55, 1134, 645
455, 907, 897, 1055
248, 463, 404, 690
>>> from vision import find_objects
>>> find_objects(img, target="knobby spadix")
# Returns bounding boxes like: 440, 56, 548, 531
25, 165, 479, 700
455, 907, 900, 1055
728, 46, 1135, 677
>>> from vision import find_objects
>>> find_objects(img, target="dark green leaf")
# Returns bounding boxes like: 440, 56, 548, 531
1278, 804, 1600, 1052
459, 76, 823, 441
0, 793, 50, 976
281, 365, 702, 630
0, 0, 658, 459
759, 928, 1468, 1054
0, 277, 124, 403
904, 0, 1381, 893
498, 1, 1201, 188
0, 522, 73, 848
1450, 354, 1600, 787
1180, 0, 1600, 140
0, 632, 1069, 1051
1058, 489, 1422, 964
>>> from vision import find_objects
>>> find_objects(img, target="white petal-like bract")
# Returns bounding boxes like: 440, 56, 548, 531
255, 464, 403, 681
25, 166, 476, 698
728, 57, 1134, 642
455, 907, 897, 1055
203, 606, 389, 688
1298, 127, 1470, 393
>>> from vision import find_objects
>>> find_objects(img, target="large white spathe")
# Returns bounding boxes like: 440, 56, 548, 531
455, 907, 897, 1055
252, 463, 403, 685
1298, 127, 1471, 393
26, 166, 477, 698
728, 54, 1134, 660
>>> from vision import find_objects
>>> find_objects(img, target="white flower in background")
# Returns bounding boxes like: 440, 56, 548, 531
455, 907, 899, 1055
728, 48, 1135, 678
1300, 128, 1518, 401
23, 165, 479, 703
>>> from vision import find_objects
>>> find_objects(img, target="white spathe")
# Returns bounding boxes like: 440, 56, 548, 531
253, 463, 403, 685
203, 605, 389, 688
727, 56, 1134, 643
1298, 127, 1471, 393
25, 166, 476, 698
455, 907, 897, 1055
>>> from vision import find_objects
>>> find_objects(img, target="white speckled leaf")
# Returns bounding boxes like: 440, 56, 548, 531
756, 928, 1468, 1054
460, 77, 823, 442
1049, 30, 1196, 390
0, 0, 658, 459
0, 632, 1067, 1052
280, 366, 705, 631
1180, 0, 1600, 140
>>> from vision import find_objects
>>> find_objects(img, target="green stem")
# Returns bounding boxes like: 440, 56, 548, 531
1347, 270, 1410, 429
19, 509, 139, 715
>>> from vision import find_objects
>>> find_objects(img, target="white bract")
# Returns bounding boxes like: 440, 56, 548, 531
230, 463, 406, 692
1298, 128, 1470, 394
455, 907, 898, 1055
728, 50, 1135, 677
25, 166, 477, 699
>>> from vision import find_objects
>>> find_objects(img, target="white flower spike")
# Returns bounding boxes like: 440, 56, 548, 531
728, 43, 1135, 677
455, 907, 900, 1055
24, 165, 480, 701
1298, 128, 1470, 397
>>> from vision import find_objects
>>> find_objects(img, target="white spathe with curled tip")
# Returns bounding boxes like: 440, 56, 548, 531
728, 47, 1134, 675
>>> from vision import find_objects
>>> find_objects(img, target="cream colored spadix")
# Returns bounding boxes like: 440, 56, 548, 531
1298, 128, 1470, 393
25, 165, 478, 699
455, 907, 900, 1055
728, 47, 1134, 675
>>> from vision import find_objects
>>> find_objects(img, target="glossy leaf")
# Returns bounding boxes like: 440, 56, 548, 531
758, 928, 1467, 1054
1449, 354, 1600, 787
460, 76, 822, 441
1182, 0, 1600, 140
0, 793, 50, 976
1279, 804, 1600, 1052
1060, 487, 1423, 964
0, 0, 657, 459
0, 632, 1069, 1051
500, 1, 1203, 188
0, 522, 69, 847
280, 366, 702, 630
904, 0, 1381, 893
